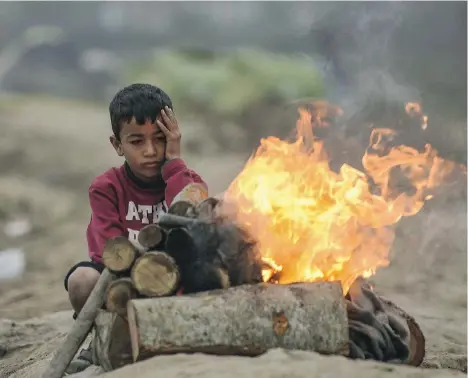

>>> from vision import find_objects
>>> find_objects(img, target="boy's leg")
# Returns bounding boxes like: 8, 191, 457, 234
64, 261, 105, 315
63, 261, 104, 374
66, 265, 101, 314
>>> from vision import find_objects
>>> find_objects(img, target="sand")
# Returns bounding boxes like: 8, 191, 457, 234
0, 95, 465, 378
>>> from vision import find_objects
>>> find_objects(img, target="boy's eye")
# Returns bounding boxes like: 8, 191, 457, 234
130, 140, 143, 145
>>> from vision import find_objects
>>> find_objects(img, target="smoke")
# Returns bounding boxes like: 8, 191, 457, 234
311, 4, 403, 96
307, 2, 466, 163
309, 2, 466, 114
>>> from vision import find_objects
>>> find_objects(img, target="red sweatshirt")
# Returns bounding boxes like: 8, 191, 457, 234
86, 158, 207, 263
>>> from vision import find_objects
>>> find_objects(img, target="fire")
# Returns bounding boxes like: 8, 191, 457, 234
222, 101, 456, 294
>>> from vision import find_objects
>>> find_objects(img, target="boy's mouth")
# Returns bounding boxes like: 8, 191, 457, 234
142, 161, 161, 168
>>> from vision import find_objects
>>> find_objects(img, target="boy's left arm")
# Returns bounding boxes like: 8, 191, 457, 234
162, 158, 208, 207
157, 106, 208, 206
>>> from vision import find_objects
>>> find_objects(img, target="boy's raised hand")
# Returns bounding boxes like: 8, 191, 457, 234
158, 106, 181, 161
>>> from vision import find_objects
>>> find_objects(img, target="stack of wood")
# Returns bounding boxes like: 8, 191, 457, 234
92, 192, 350, 371
101, 226, 179, 319
91, 187, 425, 372
100, 192, 263, 320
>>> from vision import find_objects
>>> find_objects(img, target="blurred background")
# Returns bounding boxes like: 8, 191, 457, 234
0, 1, 466, 326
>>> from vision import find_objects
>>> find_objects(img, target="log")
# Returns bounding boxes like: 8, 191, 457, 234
131, 251, 180, 297
165, 218, 263, 293
158, 213, 203, 229
105, 278, 139, 319
138, 224, 165, 250
165, 227, 197, 265
102, 236, 138, 273
171, 182, 209, 206
196, 197, 221, 220
379, 296, 426, 366
92, 310, 133, 372
168, 200, 197, 217
165, 226, 232, 293
41, 268, 115, 378
346, 277, 425, 365
168, 182, 208, 217
126, 281, 349, 362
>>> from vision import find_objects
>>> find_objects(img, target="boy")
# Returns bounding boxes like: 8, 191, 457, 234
63, 83, 207, 373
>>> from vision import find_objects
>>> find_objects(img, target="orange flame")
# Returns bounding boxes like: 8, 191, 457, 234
222, 102, 456, 294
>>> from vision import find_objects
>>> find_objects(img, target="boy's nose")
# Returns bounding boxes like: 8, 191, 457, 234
143, 141, 157, 156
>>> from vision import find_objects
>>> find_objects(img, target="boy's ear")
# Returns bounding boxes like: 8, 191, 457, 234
110, 135, 124, 156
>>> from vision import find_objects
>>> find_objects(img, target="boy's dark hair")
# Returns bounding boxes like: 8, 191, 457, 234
109, 83, 173, 140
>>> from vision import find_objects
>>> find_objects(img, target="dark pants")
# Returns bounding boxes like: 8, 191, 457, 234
64, 260, 105, 319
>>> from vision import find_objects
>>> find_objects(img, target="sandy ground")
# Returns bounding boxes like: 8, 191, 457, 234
0, 95, 466, 378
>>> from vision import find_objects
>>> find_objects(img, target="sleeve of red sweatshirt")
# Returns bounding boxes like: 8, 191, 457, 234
86, 181, 126, 263
161, 158, 208, 206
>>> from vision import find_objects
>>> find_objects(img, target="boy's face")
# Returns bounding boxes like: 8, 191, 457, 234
110, 117, 166, 181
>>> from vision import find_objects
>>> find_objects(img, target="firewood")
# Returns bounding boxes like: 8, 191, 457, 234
164, 217, 263, 294
138, 224, 165, 250
92, 310, 133, 372
42, 268, 116, 378
105, 278, 139, 319
130, 251, 180, 297
126, 281, 348, 362
171, 182, 209, 205
165, 226, 232, 293
167, 200, 197, 217
346, 277, 425, 366
102, 236, 138, 273
196, 197, 220, 220
158, 213, 203, 229
379, 296, 426, 366
165, 227, 198, 265
168, 182, 208, 217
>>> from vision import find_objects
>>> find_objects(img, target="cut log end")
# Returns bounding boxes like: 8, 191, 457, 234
131, 252, 180, 297
196, 197, 221, 220
92, 310, 133, 371
168, 182, 208, 217
138, 224, 165, 250
105, 278, 138, 319
102, 236, 138, 273
168, 201, 197, 217
171, 183, 209, 206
